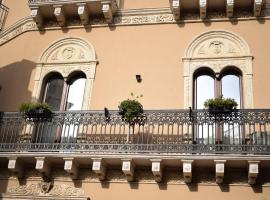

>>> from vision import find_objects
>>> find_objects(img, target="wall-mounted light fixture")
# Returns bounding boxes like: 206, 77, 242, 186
136, 75, 142, 83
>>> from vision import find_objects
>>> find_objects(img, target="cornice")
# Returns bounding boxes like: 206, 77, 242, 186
0, 7, 270, 46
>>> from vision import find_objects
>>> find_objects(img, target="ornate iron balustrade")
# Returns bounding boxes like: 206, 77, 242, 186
0, 109, 270, 154
0, 3, 8, 31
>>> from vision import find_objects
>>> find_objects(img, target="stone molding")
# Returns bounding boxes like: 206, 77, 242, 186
32, 37, 97, 110
2, 182, 88, 200
182, 30, 254, 109
0, 5, 270, 46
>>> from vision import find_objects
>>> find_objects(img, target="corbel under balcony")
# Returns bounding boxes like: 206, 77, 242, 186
35, 157, 51, 179
64, 157, 79, 180
214, 160, 226, 184
8, 157, 23, 178
102, 3, 113, 23
31, 7, 43, 28
248, 161, 260, 185
254, 0, 263, 17
28, 0, 119, 28
151, 159, 163, 182
171, 0, 181, 20
199, 0, 207, 19
54, 5, 66, 27
92, 158, 106, 181
182, 160, 193, 183
122, 159, 135, 182
77, 3, 89, 26
226, 0, 234, 18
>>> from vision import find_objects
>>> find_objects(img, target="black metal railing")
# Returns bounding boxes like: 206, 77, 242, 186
0, 109, 270, 154
0, 3, 8, 31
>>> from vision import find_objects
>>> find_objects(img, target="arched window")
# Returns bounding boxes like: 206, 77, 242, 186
193, 68, 242, 144
194, 68, 242, 109
42, 72, 86, 111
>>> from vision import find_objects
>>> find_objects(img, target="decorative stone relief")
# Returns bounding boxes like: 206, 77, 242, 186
7, 182, 84, 197
183, 30, 254, 109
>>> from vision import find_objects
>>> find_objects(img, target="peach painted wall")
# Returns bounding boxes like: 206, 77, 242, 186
0, 2, 270, 111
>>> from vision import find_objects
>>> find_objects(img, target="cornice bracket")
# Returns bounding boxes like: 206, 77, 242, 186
248, 161, 260, 185
92, 158, 106, 181
199, 0, 207, 19
64, 157, 79, 180
77, 3, 89, 25
171, 0, 181, 20
226, 0, 234, 18
151, 159, 163, 182
182, 160, 193, 183
122, 159, 135, 182
254, 0, 263, 17
31, 7, 43, 28
54, 5, 66, 27
102, 3, 113, 23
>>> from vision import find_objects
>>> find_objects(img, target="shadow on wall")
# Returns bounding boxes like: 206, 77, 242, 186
0, 59, 36, 112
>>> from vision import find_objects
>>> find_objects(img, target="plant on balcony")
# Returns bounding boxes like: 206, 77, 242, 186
19, 102, 52, 119
118, 93, 144, 124
204, 96, 238, 114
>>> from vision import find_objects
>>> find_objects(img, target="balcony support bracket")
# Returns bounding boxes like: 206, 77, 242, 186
77, 3, 89, 25
171, 0, 181, 20
54, 5, 66, 27
214, 160, 226, 184
31, 7, 43, 28
182, 160, 193, 183
64, 158, 79, 180
151, 159, 163, 182
122, 159, 135, 182
248, 161, 260, 185
226, 0, 234, 18
35, 157, 51, 180
92, 158, 106, 181
8, 157, 23, 178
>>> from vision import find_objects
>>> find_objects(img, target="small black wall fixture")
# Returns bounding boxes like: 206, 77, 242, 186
136, 75, 142, 83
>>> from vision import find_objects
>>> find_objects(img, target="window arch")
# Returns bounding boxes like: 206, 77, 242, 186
41, 72, 86, 111
32, 37, 98, 110
194, 67, 242, 109
183, 30, 253, 109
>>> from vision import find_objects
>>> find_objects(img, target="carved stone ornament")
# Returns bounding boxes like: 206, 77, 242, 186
4, 182, 88, 200
40, 37, 96, 63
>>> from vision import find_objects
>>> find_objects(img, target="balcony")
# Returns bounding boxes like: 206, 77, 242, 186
0, 3, 8, 31
28, 0, 120, 28
0, 109, 270, 154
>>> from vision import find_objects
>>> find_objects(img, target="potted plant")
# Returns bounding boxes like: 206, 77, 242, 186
204, 96, 238, 114
19, 102, 52, 119
118, 93, 144, 125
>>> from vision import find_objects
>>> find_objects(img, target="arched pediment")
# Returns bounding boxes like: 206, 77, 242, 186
184, 30, 251, 59
39, 37, 96, 63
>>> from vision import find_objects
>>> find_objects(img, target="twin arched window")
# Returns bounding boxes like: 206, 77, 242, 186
194, 67, 242, 109
42, 72, 86, 111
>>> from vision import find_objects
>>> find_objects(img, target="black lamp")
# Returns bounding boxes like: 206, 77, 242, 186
136, 75, 142, 83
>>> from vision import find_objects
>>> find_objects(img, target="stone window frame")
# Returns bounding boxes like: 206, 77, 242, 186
183, 30, 253, 109
32, 37, 98, 110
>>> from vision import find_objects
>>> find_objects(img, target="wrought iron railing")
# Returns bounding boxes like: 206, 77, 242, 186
0, 109, 270, 154
0, 3, 8, 31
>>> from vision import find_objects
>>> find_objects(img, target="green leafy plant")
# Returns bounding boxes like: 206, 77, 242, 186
118, 93, 144, 124
19, 102, 52, 118
204, 96, 238, 112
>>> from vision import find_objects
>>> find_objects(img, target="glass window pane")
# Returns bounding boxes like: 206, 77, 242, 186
196, 75, 215, 109
66, 78, 86, 111
222, 74, 241, 144
44, 77, 64, 111
221, 75, 241, 108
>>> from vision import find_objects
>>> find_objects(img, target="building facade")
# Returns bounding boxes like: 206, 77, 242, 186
0, 0, 270, 199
